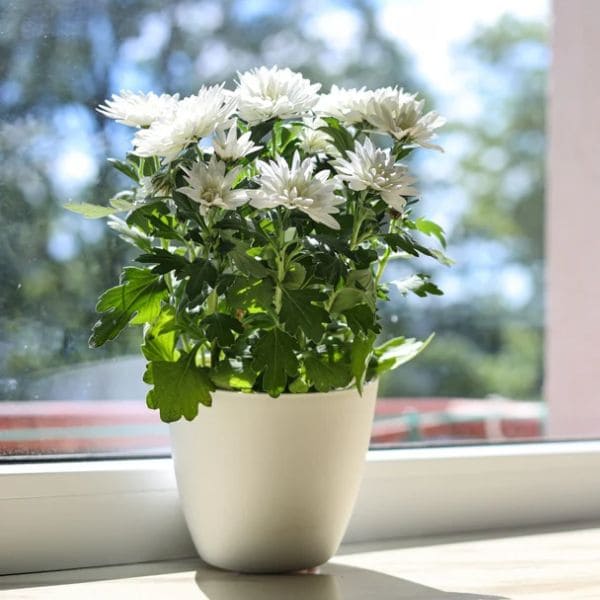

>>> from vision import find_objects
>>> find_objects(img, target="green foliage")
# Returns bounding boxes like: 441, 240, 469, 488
304, 356, 352, 393
371, 334, 435, 376
80, 104, 448, 420
252, 328, 300, 396
89, 267, 167, 348
144, 352, 214, 422
64, 202, 119, 219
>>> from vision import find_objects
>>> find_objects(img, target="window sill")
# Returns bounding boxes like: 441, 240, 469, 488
2, 440, 600, 575
1, 522, 599, 598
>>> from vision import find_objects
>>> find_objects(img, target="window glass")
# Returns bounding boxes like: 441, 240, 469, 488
0, 0, 554, 457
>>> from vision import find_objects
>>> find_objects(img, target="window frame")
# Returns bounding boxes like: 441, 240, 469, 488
2, 0, 599, 576
2, 441, 600, 575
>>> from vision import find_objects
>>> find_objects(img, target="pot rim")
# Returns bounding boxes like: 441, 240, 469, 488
205, 378, 378, 402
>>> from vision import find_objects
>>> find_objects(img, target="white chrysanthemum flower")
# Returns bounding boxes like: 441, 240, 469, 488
315, 85, 374, 125
236, 66, 321, 125
365, 87, 445, 151
178, 155, 247, 215
298, 117, 338, 156
213, 118, 262, 160
133, 85, 237, 162
332, 137, 418, 212
97, 91, 179, 127
250, 152, 343, 229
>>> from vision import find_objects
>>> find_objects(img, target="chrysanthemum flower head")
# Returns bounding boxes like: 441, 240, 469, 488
236, 66, 321, 125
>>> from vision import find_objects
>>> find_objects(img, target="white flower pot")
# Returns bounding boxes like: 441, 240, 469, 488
169, 380, 378, 573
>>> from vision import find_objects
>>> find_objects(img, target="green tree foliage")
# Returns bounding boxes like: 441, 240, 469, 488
379, 15, 546, 400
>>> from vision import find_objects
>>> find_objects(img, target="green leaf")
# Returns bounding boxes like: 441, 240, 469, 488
107, 157, 139, 182
430, 249, 455, 267
415, 217, 447, 248
185, 259, 218, 299
202, 313, 244, 347
137, 249, 189, 275
289, 375, 310, 393
210, 359, 256, 391
226, 276, 274, 312
351, 332, 376, 393
343, 304, 381, 335
304, 356, 352, 393
90, 267, 167, 348
252, 328, 299, 396
280, 288, 329, 342
390, 274, 444, 297
283, 263, 306, 289
318, 117, 355, 155
107, 216, 153, 252
230, 248, 269, 278
145, 353, 214, 422
109, 194, 135, 211
330, 288, 371, 314
373, 333, 435, 375
141, 311, 180, 362
64, 202, 116, 219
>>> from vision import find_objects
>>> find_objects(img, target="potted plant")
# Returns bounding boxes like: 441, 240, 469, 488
67, 66, 448, 573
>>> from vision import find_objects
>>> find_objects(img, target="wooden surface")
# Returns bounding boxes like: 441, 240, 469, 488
1, 522, 599, 599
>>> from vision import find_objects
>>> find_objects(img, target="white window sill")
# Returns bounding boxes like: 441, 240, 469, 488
2, 440, 600, 575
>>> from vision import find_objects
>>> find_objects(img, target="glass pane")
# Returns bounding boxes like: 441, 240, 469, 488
0, 0, 563, 458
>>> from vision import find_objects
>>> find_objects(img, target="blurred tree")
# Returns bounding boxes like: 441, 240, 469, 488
380, 15, 547, 400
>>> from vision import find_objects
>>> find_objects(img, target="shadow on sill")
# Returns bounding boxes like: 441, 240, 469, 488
0, 559, 506, 599
194, 563, 507, 600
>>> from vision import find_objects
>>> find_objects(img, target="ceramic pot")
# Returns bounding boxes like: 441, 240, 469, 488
170, 380, 377, 573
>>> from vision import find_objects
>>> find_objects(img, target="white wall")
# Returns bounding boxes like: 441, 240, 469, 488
547, 0, 600, 436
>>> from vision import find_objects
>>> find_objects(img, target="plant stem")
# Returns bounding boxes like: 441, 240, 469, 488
350, 191, 367, 250
273, 209, 287, 316
375, 217, 399, 286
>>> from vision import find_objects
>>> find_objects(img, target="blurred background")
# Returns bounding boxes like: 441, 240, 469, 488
0, 0, 549, 453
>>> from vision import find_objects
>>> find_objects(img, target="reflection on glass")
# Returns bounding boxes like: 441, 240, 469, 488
0, 0, 557, 457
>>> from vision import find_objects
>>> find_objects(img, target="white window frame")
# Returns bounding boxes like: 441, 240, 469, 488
2, 0, 600, 576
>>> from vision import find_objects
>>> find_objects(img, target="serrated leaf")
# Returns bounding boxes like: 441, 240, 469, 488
289, 375, 310, 393
230, 248, 269, 278
210, 359, 256, 391
202, 313, 244, 347
280, 288, 328, 342
330, 288, 371, 314
373, 333, 435, 375
145, 353, 214, 422
64, 202, 117, 219
137, 248, 189, 275
226, 276, 274, 312
90, 267, 167, 348
304, 356, 352, 393
185, 259, 218, 299
141, 311, 180, 362
415, 217, 446, 248
252, 328, 299, 396
343, 304, 380, 335
351, 331, 376, 393
283, 263, 306, 289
